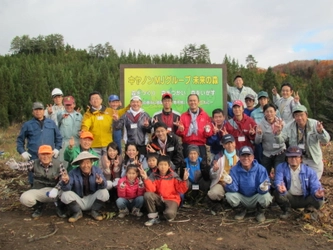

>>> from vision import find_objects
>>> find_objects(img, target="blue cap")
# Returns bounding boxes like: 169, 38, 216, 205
239, 146, 254, 156
108, 95, 120, 102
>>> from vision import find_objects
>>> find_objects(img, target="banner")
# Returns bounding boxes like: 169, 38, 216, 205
120, 64, 227, 117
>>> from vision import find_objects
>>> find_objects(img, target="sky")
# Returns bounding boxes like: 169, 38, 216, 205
0, 0, 332, 68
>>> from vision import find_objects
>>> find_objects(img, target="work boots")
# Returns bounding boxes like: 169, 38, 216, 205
256, 203, 266, 223
32, 201, 45, 218
234, 204, 247, 220
68, 201, 83, 223
91, 199, 104, 221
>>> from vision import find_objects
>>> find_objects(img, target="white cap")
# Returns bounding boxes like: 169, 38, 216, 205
130, 95, 142, 101
51, 88, 63, 97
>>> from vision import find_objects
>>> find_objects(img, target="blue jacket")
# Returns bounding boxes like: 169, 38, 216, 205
225, 159, 270, 197
16, 117, 62, 160
61, 166, 107, 198
274, 162, 322, 200
206, 122, 226, 155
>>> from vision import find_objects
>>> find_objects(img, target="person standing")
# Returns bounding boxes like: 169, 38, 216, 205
16, 102, 62, 186
227, 75, 258, 107
176, 94, 213, 161
44, 88, 65, 126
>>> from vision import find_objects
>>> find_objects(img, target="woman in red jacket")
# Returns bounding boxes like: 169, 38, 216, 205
116, 164, 145, 218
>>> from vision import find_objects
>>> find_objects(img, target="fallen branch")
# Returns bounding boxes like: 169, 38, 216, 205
28, 224, 58, 242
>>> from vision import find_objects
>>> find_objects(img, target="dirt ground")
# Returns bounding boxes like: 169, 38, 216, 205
1, 126, 333, 250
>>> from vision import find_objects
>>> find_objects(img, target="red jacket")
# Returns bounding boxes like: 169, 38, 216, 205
117, 176, 145, 199
144, 170, 188, 206
225, 114, 256, 150
176, 108, 213, 145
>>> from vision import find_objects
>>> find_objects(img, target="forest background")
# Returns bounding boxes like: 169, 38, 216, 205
0, 34, 332, 135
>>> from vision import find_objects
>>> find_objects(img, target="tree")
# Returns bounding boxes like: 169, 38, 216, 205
181, 44, 210, 64
262, 67, 278, 99
246, 54, 257, 69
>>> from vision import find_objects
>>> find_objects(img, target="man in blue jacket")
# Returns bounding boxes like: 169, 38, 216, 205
225, 146, 272, 222
60, 151, 109, 223
16, 102, 62, 186
274, 146, 324, 220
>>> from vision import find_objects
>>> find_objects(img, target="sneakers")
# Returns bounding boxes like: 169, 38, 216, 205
234, 208, 247, 220
144, 217, 160, 227
68, 210, 83, 223
118, 208, 129, 218
91, 210, 103, 221
131, 207, 143, 217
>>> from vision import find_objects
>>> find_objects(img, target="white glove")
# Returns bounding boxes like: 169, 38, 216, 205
222, 173, 232, 184
112, 178, 120, 187
260, 180, 271, 191
6, 158, 19, 170
21, 152, 32, 160
47, 188, 59, 198
106, 180, 113, 190
53, 149, 60, 158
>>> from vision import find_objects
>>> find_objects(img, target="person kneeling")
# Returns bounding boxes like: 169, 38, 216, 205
274, 146, 324, 219
139, 155, 189, 226
224, 146, 272, 223
60, 151, 109, 222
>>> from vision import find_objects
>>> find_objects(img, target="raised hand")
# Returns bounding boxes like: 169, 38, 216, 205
152, 117, 159, 124
315, 188, 325, 198
272, 86, 277, 96
69, 136, 75, 149
114, 155, 120, 167
112, 111, 119, 121
183, 168, 189, 181
273, 119, 283, 135
178, 120, 184, 132
143, 117, 149, 127
95, 173, 103, 184
277, 181, 287, 193
61, 171, 70, 184
146, 144, 156, 153
220, 127, 228, 136
173, 118, 180, 127
76, 107, 81, 113
47, 104, 53, 115
256, 125, 263, 135
212, 124, 219, 134
138, 165, 148, 180
316, 121, 324, 134
293, 91, 300, 103
249, 124, 256, 135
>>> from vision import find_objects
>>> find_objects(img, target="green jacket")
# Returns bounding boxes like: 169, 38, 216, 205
64, 146, 99, 172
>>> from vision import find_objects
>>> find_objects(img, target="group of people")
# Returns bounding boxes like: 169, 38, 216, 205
6, 74, 329, 226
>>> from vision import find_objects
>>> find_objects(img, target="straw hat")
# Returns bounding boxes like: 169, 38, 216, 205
72, 151, 99, 165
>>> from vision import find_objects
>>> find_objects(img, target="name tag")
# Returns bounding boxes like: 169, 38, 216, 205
97, 116, 104, 120
167, 147, 174, 152
167, 127, 172, 131
131, 123, 138, 129
238, 136, 245, 142
192, 184, 199, 190
273, 143, 280, 149
298, 144, 305, 150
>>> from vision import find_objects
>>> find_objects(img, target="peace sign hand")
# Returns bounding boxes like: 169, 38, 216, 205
293, 91, 300, 103
47, 104, 53, 115
256, 125, 263, 135
146, 144, 156, 153
272, 86, 277, 96
316, 121, 324, 134
69, 136, 75, 149
95, 173, 103, 184
112, 111, 119, 121
138, 165, 148, 180
178, 120, 184, 132
143, 117, 150, 127
183, 168, 189, 181
212, 124, 219, 134
220, 127, 228, 136
249, 124, 256, 135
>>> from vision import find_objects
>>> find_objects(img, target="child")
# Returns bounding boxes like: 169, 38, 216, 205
139, 155, 189, 226
121, 143, 148, 177
108, 94, 130, 154
206, 108, 226, 164
207, 134, 238, 212
103, 142, 123, 189
116, 164, 145, 218
146, 152, 159, 176
184, 145, 211, 204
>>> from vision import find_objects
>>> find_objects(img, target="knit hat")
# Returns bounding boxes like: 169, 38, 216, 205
187, 145, 200, 155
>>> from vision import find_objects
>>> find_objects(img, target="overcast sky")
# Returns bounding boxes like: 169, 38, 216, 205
1, 0, 332, 68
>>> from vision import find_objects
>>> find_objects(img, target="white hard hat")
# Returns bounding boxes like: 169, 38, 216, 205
51, 88, 63, 97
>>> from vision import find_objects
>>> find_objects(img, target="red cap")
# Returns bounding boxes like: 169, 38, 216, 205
162, 92, 172, 100
63, 96, 75, 105
232, 100, 243, 107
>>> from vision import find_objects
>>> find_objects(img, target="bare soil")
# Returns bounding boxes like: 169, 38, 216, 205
1, 126, 333, 250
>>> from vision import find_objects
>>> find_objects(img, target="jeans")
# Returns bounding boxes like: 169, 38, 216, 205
116, 196, 144, 210
113, 129, 122, 154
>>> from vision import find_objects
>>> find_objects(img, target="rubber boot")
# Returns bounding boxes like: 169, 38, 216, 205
91, 199, 104, 221
234, 204, 247, 220
256, 203, 266, 223
55, 200, 67, 218
32, 201, 45, 218
68, 201, 83, 223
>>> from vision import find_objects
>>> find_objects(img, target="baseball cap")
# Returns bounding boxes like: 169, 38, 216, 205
245, 94, 255, 100
32, 102, 44, 110
51, 88, 63, 97
38, 145, 53, 154
232, 100, 243, 107
80, 131, 94, 140
162, 93, 172, 100
233, 75, 242, 82
130, 95, 142, 101
292, 105, 307, 113
258, 91, 269, 99
108, 95, 120, 102
221, 134, 235, 144
285, 146, 302, 157
63, 96, 75, 105
239, 146, 254, 156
